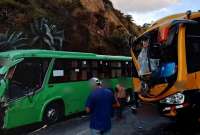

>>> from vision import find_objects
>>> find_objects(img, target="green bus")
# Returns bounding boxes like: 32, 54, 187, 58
0, 49, 133, 129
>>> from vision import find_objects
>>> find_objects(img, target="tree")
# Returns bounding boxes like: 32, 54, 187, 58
125, 14, 134, 22
0, 31, 28, 51
30, 18, 64, 50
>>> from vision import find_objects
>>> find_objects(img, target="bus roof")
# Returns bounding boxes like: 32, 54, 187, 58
0, 49, 132, 61
141, 11, 200, 36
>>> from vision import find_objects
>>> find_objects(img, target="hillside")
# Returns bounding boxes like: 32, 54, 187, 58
0, 0, 144, 55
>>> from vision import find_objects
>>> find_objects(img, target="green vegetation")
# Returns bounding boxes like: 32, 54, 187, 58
0, 31, 27, 51
0, 18, 64, 51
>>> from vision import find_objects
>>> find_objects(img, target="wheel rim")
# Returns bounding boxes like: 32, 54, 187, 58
47, 108, 58, 122
127, 95, 131, 103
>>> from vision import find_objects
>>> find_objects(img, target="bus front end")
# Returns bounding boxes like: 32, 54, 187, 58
0, 96, 7, 129
0, 59, 12, 129
0, 57, 24, 129
131, 11, 200, 121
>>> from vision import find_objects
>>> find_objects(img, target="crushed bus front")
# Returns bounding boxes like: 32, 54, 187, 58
0, 58, 23, 129
130, 11, 200, 120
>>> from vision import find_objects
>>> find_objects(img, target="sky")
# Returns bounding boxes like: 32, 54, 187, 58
110, 0, 200, 26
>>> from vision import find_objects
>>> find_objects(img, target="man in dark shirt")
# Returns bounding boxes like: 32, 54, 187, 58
86, 78, 119, 135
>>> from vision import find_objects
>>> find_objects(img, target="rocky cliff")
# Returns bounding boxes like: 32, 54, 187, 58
0, 0, 143, 55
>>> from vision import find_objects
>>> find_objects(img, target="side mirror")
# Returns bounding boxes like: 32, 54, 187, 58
160, 62, 176, 78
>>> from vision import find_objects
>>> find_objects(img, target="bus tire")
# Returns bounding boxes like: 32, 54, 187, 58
126, 88, 134, 105
43, 101, 64, 125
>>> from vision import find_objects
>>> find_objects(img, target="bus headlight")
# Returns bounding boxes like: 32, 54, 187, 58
160, 93, 185, 105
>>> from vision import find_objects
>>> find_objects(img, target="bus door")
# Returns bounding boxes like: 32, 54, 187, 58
5, 58, 50, 129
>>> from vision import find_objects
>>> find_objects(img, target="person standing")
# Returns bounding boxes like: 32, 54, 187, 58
115, 84, 126, 119
86, 78, 119, 135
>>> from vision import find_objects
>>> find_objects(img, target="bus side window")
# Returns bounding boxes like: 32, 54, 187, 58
97, 61, 111, 79
111, 61, 122, 78
8, 58, 50, 100
116, 62, 122, 77
111, 62, 117, 78
186, 24, 200, 73
69, 60, 79, 81
49, 59, 89, 82
80, 60, 89, 80
90, 61, 98, 78
69, 60, 90, 81
104, 61, 111, 78
49, 59, 71, 83
121, 60, 136, 78
122, 61, 129, 77
98, 61, 105, 79
126, 61, 133, 77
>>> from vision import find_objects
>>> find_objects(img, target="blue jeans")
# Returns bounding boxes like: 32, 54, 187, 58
91, 129, 111, 135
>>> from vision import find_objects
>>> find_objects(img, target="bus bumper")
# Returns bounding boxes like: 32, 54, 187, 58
159, 91, 200, 118
161, 103, 189, 117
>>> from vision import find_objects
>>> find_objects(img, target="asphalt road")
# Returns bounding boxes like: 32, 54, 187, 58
27, 104, 173, 135
3, 104, 200, 135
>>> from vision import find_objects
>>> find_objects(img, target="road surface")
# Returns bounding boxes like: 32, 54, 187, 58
3, 104, 200, 135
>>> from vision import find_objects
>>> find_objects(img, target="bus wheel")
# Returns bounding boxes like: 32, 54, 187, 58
43, 102, 64, 125
126, 89, 134, 105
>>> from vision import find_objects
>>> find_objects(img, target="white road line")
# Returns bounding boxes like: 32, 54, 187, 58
76, 129, 90, 135
29, 125, 48, 134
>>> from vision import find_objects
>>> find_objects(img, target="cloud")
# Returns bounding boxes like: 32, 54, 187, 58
110, 0, 180, 13
130, 8, 171, 25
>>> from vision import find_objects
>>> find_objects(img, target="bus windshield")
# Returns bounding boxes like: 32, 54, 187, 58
132, 26, 178, 88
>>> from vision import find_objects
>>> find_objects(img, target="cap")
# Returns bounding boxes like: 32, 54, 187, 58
89, 77, 102, 87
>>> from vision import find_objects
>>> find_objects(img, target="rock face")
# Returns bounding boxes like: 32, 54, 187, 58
0, 0, 143, 55
80, 0, 105, 12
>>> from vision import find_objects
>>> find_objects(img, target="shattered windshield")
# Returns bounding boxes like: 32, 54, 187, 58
132, 27, 178, 88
